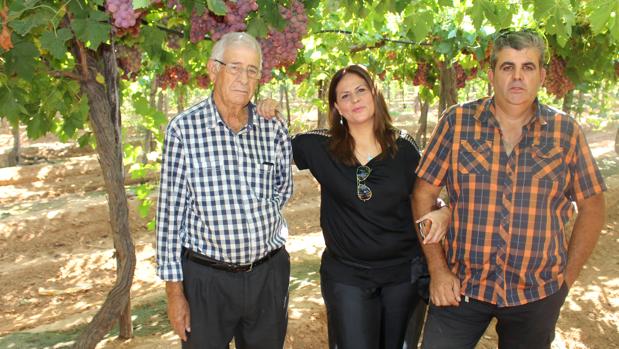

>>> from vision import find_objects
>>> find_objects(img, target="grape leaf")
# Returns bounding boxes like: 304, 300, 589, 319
63, 97, 89, 137
40, 28, 73, 60
70, 10, 110, 50
207, 0, 227, 16
26, 111, 55, 139
481, 0, 512, 29
9, 8, 54, 36
394, 0, 408, 13
133, 0, 151, 9
544, 2, 575, 47
468, 1, 485, 30
0, 87, 27, 121
588, 0, 614, 35
257, 0, 286, 30
78, 132, 93, 148
247, 16, 268, 39
612, 7, 619, 42
407, 10, 433, 43
3, 39, 38, 81
141, 26, 166, 59
7, 0, 38, 15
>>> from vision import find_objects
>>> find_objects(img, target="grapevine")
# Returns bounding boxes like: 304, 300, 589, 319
543, 55, 575, 98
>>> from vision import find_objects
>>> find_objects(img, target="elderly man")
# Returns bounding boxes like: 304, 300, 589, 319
413, 29, 606, 349
156, 32, 293, 349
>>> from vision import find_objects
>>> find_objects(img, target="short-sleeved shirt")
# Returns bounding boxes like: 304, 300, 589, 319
292, 129, 423, 287
156, 95, 293, 282
417, 97, 606, 307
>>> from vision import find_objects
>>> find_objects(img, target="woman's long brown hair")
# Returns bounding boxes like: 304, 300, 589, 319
327, 64, 398, 166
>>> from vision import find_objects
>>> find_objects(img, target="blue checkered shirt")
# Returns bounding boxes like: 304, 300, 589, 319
156, 95, 293, 282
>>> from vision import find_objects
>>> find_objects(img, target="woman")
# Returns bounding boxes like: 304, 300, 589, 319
261, 64, 448, 348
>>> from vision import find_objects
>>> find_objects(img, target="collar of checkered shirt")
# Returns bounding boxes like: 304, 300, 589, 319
473, 97, 549, 127
204, 93, 258, 130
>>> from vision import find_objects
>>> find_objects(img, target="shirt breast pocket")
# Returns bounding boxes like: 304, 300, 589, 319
531, 145, 565, 182
458, 140, 492, 176
251, 162, 275, 200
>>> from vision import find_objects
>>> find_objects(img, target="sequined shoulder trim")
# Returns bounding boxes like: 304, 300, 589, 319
293, 128, 331, 138
398, 129, 420, 152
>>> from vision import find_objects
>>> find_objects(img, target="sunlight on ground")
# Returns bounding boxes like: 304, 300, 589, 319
286, 231, 325, 256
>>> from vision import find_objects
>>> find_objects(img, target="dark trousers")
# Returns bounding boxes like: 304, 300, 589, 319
321, 275, 426, 349
403, 295, 428, 349
181, 248, 290, 349
421, 283, 569, 349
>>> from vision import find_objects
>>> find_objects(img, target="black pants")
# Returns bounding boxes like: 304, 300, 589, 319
421, 283, 569, 349
181, 248, 290, 349
321, 275, 426, 349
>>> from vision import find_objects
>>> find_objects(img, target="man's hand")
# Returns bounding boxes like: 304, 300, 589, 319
429, 266, 461, 306
256, 98, 281, 120
166, 281, 191, 341
416, 206, 450, 244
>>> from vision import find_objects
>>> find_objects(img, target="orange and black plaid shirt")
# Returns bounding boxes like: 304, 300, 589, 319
417, 97, 606, 307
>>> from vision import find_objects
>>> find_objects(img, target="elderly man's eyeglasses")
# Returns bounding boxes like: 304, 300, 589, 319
356, 165, 372, 201
214, 59, 261, 80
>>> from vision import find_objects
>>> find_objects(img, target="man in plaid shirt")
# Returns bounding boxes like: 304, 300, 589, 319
156, 32, 292, 348
413, 29, 606, 349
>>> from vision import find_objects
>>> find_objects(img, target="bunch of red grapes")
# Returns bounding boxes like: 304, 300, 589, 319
189, 0, 258, 43
543, 55, 575, 98
158, 65, 190, 90
259, 0, 308, 83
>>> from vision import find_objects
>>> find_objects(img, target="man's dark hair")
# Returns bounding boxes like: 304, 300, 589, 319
490, 29, 546, 69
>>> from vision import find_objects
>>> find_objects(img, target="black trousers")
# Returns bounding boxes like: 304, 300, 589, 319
421, 283, 569, 349
321, 275, 426, 349
181, 248, 290, 349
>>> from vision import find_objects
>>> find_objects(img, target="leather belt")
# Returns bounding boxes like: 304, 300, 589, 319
184, 247, 283, 273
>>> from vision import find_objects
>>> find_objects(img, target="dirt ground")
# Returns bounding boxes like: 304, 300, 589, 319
0, 127, 617, 349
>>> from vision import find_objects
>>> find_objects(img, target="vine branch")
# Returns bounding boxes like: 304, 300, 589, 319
316, 29, 432, 49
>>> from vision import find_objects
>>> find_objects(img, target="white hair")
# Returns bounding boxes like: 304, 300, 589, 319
210, 32, 262, 67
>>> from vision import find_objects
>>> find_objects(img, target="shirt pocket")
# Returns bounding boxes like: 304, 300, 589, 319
250, 162, 275, 200
458, 140, 492, 176
531, 145, 565, 181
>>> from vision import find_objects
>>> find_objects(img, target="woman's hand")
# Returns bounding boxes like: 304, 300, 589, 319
416, 206, 450, 244
256, 98, 281, 120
